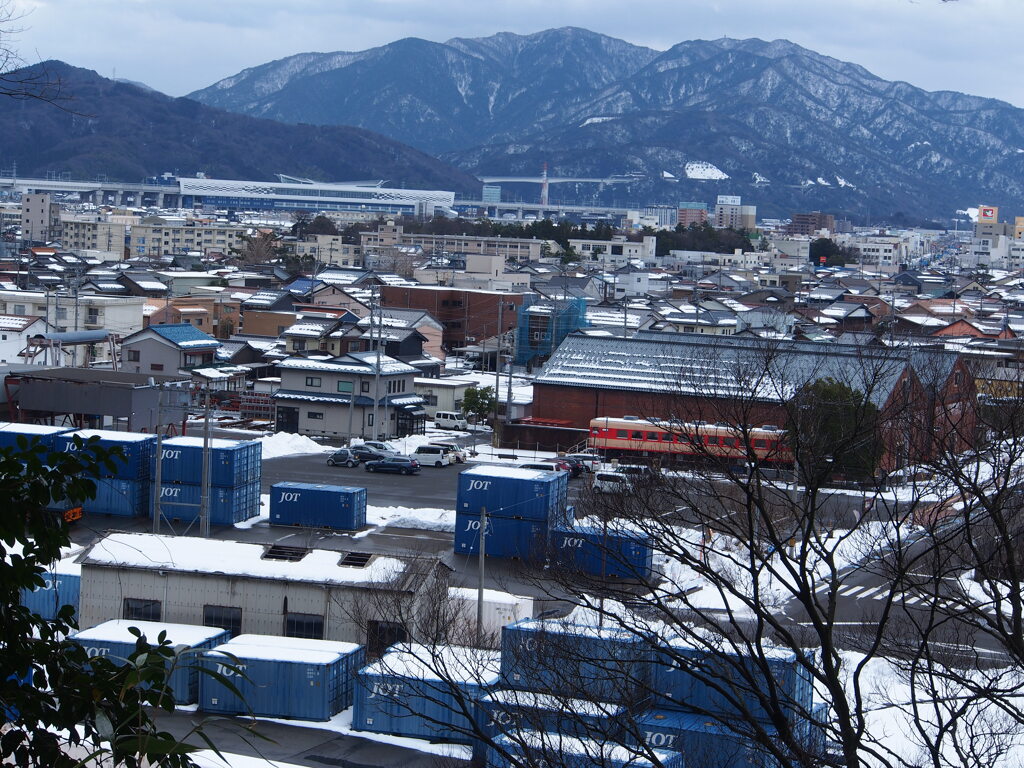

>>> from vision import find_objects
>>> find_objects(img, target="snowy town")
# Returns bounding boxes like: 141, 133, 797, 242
1, 182, 1024, 768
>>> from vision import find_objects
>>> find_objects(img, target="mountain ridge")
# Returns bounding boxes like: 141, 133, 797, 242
188, 29, 1024, 218
0, 61, 480, 193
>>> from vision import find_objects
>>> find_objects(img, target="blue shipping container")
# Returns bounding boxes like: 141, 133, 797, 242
200, 637, 364, 721
353, 644, 501, 744
500, 618, 652, 704
53, 430, 157, 481
629, 710, 774, 768
457, 466, 568, 524
652, 640, 814, 723
454, 511, 548, 560
50, 476, 151, 518
549, 524, 654, 580
269, 482, 367, 530
157, 481, 260, 525
0, 423, 71, 453
478, 688, 625, 742
159, 436, 262, 487
72, 620, 231, 706
20, 569, 81, 622
488, 732, 683, 768
1, 670, 33, 723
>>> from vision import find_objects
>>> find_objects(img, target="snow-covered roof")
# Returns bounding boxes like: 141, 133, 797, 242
361, 643, 501, 685
73, 620, 227, 647
84, 532, 410, 588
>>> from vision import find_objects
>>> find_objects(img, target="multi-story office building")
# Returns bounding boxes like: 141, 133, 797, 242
59, 215, 127, 259
713, 196, 757, 231
291, 235, 363, 267
786, 211, 836, 237
677, 202, 709, 228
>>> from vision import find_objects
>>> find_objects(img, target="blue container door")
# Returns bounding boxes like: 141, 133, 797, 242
200, 653, 251, 715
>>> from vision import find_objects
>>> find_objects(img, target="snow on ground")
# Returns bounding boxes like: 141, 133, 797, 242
684, 161, 729, 180
235, 494, 270, 529
193, 752, 305, 768
262, 708, 472, 760
259, 432, 332, 459
362, 504, 456, 534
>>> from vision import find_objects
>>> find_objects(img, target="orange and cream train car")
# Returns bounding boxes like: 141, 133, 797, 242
587, 416, 793, 466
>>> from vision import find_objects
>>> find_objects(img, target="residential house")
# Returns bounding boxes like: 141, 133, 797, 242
120, 323, 221, 377
272, 352, 426, 439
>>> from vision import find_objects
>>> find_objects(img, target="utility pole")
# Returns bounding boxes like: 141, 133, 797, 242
476, 505, 487, 646
371, 284, 382, 440
199, 385, 212, 538
152, 385, 164, 535
493, 300, 503, 425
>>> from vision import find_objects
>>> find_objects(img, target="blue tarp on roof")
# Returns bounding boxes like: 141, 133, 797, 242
148, 323, 221, 349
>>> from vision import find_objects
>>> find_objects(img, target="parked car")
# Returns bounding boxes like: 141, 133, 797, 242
361, 440, 397, 453
350, 445, 394, 462
592, 471, 630, 493
566, 453, 602, 473
517, 461, 569, 475
364, 456, 421, 475
553, 456, 586, 478
429, 442, 467, 463
326, 448, 359, 468
412, 444, 451, 467
434, 411, 469, 430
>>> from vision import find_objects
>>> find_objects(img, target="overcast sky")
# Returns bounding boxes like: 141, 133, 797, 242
8, 0, 1024, 107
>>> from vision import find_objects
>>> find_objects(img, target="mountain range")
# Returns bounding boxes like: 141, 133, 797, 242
0, 62, 480, 193
189, 27, 1024, 220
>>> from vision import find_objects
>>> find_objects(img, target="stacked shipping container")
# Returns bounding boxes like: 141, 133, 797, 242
158, 437, 262, 525
454, 466, 569, 561
19, 548, 83, 621
0, 422, 71, 452
52, 430, 158, 517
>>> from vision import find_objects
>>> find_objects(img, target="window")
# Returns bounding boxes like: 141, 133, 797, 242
285, 612, 324, 640
425, 394, 437, 406
127, 350, 140, 362
293, 340, 306, 351
13, 304, 24, 315
616, 430, 628, 438
361, 381, 370, 392
632, 431, 644, 440
367, 413, 375, 427
203, 605, 242, 637
647, 432, 659, 441
307, 411, 324, 420
305, 376, 322, 388
150, 364, 164, 372
337, 381, 353, 393
123, 598, 161, 622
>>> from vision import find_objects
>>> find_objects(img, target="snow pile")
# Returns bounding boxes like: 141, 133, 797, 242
234, 494, 270, 529
363, 504, 456, 533
752, 172, 771, 184
580, 116, 615, 127
816, 176, 832, 186
260, 432, 331, 459
836, 175, 855, 188
684, 161, 729, 180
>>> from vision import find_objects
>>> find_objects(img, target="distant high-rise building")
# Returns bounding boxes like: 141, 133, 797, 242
643, 205, 680, 229
974, 205, 1010, 239
20, 193, 61, 244
677, 201, 708, 227
713, 195, 756, 230
786, 211, 836, 236
1014, 216, 1024, 240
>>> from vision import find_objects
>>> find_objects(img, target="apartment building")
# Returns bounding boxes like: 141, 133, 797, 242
59, 215, 129, 259
291, 234, 363, 268
127, 216, 247, 257
20, 193, 61, 243
361, 221, 543, 263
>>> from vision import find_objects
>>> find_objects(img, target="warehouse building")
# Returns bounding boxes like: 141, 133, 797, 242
78, 532, 451, 656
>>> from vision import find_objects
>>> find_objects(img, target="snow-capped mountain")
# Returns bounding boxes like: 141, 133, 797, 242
189, 28, 1024, 218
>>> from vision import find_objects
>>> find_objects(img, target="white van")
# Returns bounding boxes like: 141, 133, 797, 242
592, 471, 629, 494
413, 444, 452, 467
434, 411, 469, 430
